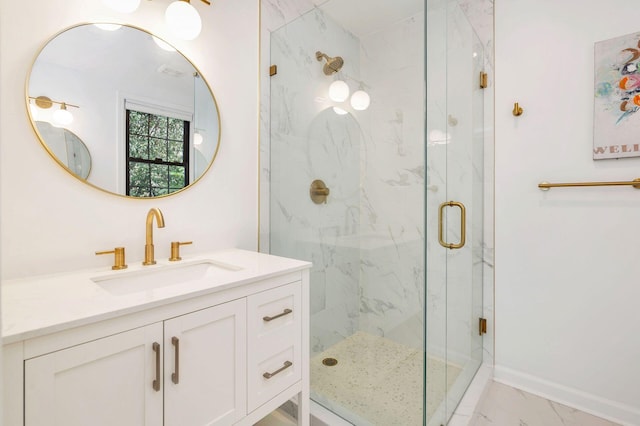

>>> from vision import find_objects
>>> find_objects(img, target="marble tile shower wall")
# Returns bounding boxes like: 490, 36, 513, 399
356, 13, 426, 350
268, 8, 363, 355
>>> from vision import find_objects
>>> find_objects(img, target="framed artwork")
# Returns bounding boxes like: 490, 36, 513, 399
594, 31, 640, 159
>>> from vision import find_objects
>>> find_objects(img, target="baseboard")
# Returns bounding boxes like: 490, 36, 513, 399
494, 366, 640, 426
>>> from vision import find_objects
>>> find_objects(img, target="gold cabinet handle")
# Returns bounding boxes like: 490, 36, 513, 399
171, 336, 180, 384
263, 308, 293, 322
169, 241, 193, 261
95, 247, 127, 270
263, 361, 293, 379
152, 342, 161, 392
438, 201, 466, 250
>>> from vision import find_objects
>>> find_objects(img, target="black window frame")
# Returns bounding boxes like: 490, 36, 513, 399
125, 109, 190, 197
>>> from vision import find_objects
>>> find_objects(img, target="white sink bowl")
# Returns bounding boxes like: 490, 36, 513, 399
91, 260, 242, 295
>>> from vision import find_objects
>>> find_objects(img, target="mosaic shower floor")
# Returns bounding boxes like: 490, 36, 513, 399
311, 331, 462, 425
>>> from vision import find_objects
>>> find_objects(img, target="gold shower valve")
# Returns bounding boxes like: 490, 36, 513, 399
310, 179, 330, 204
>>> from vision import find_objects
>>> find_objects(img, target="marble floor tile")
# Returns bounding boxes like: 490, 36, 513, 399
471, 381, 621, 426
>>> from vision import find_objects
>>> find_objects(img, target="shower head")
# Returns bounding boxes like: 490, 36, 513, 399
316, 51, 344, 75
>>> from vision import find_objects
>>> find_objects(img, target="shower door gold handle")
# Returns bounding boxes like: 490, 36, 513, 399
438, 201, 466, 249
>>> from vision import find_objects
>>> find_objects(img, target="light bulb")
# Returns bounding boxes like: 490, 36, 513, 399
53, 103, 73, 127
153, 36, 176, 52
333, 107, 348, 116
329, 80, 349, 102
102, 0, 140, 14
165, 1, 202, 41
193, 132, 203, 145
350, 90, 370, 111
29, 104, 39, 120
93, 23, 123, 31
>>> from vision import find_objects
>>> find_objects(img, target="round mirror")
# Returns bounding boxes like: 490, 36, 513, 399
26, 24, 220, 198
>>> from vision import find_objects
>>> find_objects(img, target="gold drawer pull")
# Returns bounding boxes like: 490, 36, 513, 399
171, 336, 180, 385
152, 342, 161, 392
263, 361, 293, 379
263, 308, 293, 322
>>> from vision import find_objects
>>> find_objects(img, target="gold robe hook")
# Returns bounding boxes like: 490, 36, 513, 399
513, 102, 523, 116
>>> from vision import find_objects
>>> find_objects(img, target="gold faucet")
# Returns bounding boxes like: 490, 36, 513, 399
143, 208, 165, 265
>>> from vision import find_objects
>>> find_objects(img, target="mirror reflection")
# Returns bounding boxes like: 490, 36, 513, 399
35, 121, 92, 180
27, 24, 220, 198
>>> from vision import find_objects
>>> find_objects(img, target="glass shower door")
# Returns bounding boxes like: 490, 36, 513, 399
426, 0, 485, 423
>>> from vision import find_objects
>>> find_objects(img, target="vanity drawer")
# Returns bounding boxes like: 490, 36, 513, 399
247, 343, 301, 411
248, 281, 301, 348
247, 282, 302, 410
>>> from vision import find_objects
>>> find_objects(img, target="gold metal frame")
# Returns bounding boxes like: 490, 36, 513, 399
538, 178, 640, 190
438, 201, 466, 250
25, 22, 222, 200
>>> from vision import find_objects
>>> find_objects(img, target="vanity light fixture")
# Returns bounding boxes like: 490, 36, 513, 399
193, 131, 204, 145
165, 0, 211, 41
53, 103, 74, 126
152, 35, 176, 52
29, 96, 79, 127
93, 23, 123, 31
102, 0, 141, 14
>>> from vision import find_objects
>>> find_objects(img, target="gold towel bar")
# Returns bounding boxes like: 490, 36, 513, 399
538, 178, 640, 190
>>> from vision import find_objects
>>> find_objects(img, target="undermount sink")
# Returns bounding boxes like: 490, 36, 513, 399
91, 260, 242, 295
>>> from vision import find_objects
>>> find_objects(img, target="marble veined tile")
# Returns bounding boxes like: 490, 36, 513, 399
472, 382, 621, 426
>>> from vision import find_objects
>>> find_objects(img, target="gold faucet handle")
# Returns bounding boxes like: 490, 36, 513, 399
169, 241, 192, 261
95, 247, 128, 270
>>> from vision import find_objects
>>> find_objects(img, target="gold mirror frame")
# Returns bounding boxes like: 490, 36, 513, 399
25, 23, 221, 199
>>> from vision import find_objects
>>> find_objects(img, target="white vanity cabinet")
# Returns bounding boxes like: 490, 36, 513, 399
164, 299, 247, 425
2, 250, 310, 426
25, 323, 164, 426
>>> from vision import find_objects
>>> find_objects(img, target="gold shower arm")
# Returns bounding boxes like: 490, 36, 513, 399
538, 178, 640, 190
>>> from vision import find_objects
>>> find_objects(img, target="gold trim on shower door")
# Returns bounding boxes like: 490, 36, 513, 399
438, 201, 466, 249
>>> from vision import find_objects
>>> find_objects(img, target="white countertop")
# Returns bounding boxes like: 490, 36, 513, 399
2, 249, 310, 344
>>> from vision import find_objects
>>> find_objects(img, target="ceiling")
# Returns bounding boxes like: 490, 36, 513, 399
317, 0, 423, 38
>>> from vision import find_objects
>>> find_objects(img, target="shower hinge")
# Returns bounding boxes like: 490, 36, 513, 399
479, 317, 487, 336
270, 65, 278, 76
480, 72, 488, 89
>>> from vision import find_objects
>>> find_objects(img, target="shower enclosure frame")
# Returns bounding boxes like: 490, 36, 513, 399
259, 0, 493, 424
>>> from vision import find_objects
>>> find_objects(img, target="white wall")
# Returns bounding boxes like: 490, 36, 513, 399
495, 1, 640, 424
0, 0, 259, 279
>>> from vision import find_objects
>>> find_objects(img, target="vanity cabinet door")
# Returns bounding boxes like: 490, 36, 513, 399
24, 323, 164, 426
164, 298, 247, 426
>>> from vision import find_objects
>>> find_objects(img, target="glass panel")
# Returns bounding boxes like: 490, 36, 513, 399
129, 135, 149, 160
270, 3, 427, 425
425, 0, 449, 424
168, 141, 184, 163
443, 0, 485, 420
149, 138, 168, 161
169, 165, 186, 188
128, 110, 148, 135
